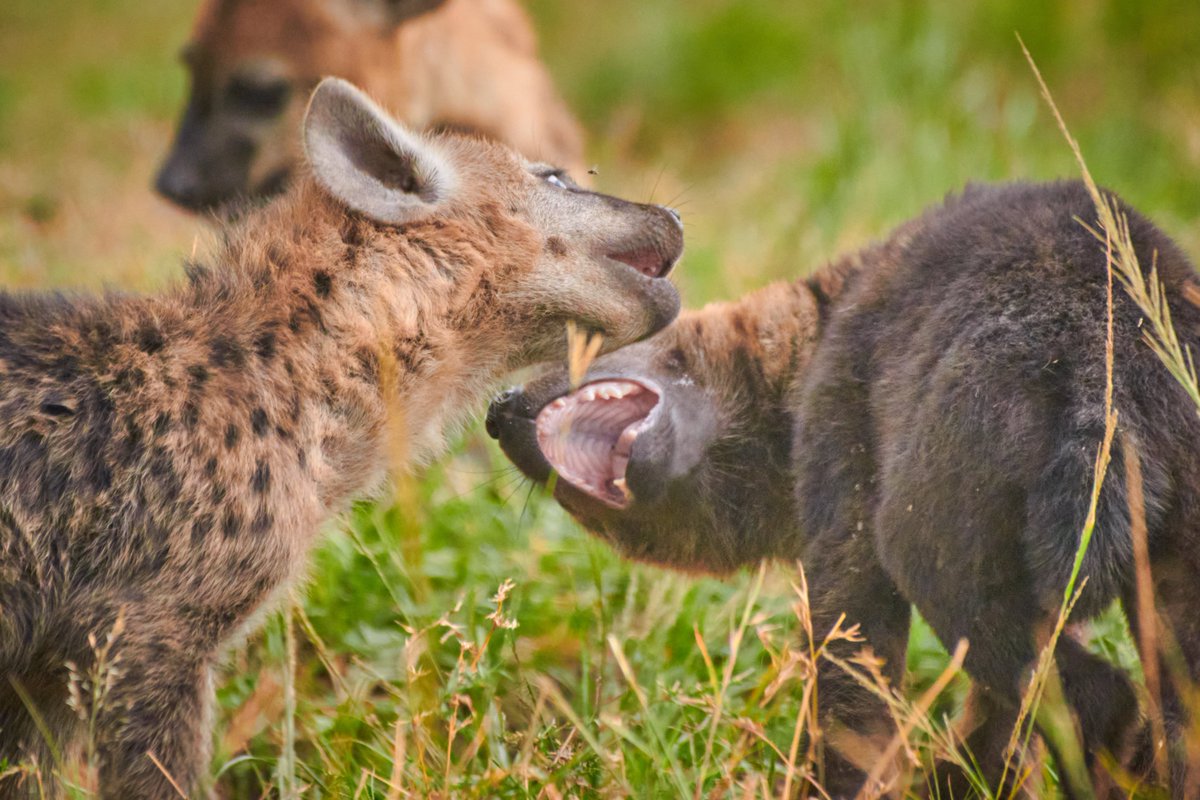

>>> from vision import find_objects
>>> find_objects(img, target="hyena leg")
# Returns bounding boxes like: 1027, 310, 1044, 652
928, 634, 1139, 799
1055, 633, 1141, 792
802, 531, 913, 798
65, 603, 215, 800
0, 667, 77, 800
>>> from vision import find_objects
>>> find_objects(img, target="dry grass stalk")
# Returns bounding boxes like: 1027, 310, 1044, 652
279, 596, 299, 800
783, 564, 823, 800
858, 639, 970, 799
566, 320, 605, 389
1124, 442, 1168, 784
607, 633, 692, 796
146, 750, 188, 799
693, 563, 766, 800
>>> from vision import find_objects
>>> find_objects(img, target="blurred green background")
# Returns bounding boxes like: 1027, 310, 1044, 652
0, 0, 1197, 796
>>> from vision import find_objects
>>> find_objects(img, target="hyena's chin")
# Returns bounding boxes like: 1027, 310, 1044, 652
534, 379, 661, 509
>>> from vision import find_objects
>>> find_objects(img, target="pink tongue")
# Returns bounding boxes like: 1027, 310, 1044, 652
610, 246, 665, 277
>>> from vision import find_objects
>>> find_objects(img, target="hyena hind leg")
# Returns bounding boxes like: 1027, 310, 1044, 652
0, 668, 78, 800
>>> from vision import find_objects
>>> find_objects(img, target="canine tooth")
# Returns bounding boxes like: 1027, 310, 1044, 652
617, 427, 638, 450
613, 477, 631, 500
612, 454, 628, 477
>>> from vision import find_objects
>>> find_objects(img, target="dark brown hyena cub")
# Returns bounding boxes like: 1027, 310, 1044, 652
0, 78, 682, 798
490, 181, 1200, 797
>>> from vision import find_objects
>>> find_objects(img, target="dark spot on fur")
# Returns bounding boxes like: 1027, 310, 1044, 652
222, 509, 242, 539
341, 220, 364, 247
210, 336, 245, 369
251, 460, 270, 493
251, 509, 273, 536
136, 322, 165, 354
188, 364, 209, 385
320, 375, 338, 403
114, 366, 147, 391
313, 271, 332, 298
121, 418, 144, 463
183, 401, 200, 429
225, 423, 240, 450
730, 311, 748, 337
184, 259, 211, 287
149, 445, 180, 502
288, 390, 302, 423
250, 407, 269, 437
254, 330, 276, 361
204, 457, 218, 477
297, 447, 307, 470
665, 348, 687, 372
153, 412, 172, 437
394, 334, 433, 374
40, 401, 74, 417
350, 348, 380, 384
546, 236, 568, 257
191, 513, 213, 546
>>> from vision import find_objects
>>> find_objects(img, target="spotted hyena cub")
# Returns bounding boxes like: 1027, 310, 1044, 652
0, 78, 681, 798
491, 181, 1200, 797
156, 0, 585, 212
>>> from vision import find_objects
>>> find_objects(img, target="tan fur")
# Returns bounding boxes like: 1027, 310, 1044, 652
0, 83, 678, 798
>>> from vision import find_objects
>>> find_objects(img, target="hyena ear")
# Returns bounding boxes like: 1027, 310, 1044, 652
303, 77, 456, 226
350, 0, 449, 28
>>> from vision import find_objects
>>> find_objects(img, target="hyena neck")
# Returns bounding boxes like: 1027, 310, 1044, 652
678, 279, 825, 405
170, 185, 527, 512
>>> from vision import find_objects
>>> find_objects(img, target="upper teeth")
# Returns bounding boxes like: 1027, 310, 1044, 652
577, 380, 640, 403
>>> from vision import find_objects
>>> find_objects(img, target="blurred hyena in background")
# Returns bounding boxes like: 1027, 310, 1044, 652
155, 0, 585, 212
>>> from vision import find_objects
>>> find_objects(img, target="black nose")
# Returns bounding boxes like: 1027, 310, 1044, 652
155, 159, 211, 211
486, 388, 520, 439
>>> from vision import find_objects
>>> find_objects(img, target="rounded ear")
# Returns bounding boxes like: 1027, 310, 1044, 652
303, 77, 457, 226
349, 0, 449, 28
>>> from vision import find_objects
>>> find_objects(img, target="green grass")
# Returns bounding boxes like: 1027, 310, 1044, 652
1, 0, 1198, 796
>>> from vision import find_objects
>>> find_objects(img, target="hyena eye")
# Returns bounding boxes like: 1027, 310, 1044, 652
540, 171, 576, 191
226, 76, 291, 117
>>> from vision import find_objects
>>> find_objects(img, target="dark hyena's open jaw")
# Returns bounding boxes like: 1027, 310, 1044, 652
534, 378, 661, 508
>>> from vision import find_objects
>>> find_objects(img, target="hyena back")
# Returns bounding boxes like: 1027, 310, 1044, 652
0, 78, 681, 798
491, 181, 1200, 797
156, 0, 585, 212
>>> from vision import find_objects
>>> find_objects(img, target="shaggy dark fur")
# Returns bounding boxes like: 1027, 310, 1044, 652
490, 181, 1200, 797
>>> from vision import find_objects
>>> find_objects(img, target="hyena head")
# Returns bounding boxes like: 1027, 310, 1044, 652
156, 0, 449, 211
302, 78, 682, 366
486, 290, 810, 573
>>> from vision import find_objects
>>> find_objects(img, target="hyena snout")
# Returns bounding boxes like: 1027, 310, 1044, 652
156, 91, 291, 212
548, 197, 685, 350
488, 351, 716, 512
607, 203, 683, 280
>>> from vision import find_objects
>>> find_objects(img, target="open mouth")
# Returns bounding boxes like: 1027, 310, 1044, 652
535, 379, 660, 508
608, 245, 677, 279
